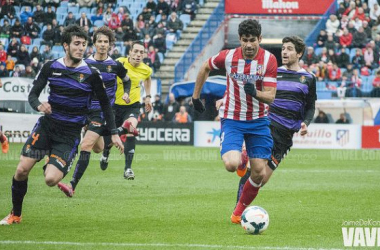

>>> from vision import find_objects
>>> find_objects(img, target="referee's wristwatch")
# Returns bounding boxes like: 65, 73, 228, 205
146, 95, 152, 98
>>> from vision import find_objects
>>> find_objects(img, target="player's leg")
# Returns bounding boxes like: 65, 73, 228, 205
100, 106, 123, 170
1, 118, 48, 225
51, 136, 80, 197
92, 136, 104, 153
58, 130, 100, 197
0, 156, 39, 225
0, 130, 9, 154
231, 120, 273, 223
123, 116, 138, 180
220, 119, 245, 173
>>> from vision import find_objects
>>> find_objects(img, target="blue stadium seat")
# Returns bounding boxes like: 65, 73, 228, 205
155, 14, 162, 23
349, 49, 357, 61
60, 1, 69, 7
115, 41, 123, 47
56, 13, 66, 25
57, 7, 68, 14
40, 25, 47, 36
57, 51, 65, 58
32, 38, 44, 46
314, 47, 323, 56
20, 6, 32, 13
91, 7, 97, 15
28, 45, 34, 54
316, 81, 327, 91
52, 46, 64, 53
14, 6, 20, 14
40, 44, 46, 52
79, 7, 91, 15
68, 6, 80, 15
94, 20, 105, 27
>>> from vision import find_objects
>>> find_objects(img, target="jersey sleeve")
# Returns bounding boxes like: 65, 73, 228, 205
145, 65, 153, 80
263, 54, 277, 88
89, 67, 117, 133
303, 74, 317, 126
208, 50, 229, 70
116, 61, 127, 79
28, 60, 53, 111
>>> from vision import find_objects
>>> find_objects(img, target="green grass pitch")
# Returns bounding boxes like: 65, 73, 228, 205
0, 143, 379, 249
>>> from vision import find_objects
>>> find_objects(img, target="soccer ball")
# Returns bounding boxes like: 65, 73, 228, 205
241, 206, 269, 234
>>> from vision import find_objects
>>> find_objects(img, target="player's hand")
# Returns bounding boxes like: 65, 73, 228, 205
122, 93, 130, 104
0, 79, 2, 88
38, 102, 52, 115
244, 83, 257, 97
145, 96, 152, 112
111, 134, 124, 154
215, 99, 224, 110
300, 122, 308, 136
192, 97, 205, 113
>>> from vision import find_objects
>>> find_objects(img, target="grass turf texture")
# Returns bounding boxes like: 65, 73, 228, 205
0, 143, 379, 249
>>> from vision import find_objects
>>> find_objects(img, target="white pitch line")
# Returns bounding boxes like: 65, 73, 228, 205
0, 240, 345, 250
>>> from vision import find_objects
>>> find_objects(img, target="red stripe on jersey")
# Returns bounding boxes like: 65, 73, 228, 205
263, 82, 277, 87
232, 51, 241, 120
244, 61, 253, 120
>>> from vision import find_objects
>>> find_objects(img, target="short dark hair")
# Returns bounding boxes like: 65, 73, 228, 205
93, 26, 115, 46
238, 19, 261, 38
282, 36, 306, 58
130, 40, 144, 51
61, 25, 88, 46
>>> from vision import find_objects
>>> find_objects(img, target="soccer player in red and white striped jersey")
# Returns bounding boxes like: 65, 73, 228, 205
192, 19, 277, 224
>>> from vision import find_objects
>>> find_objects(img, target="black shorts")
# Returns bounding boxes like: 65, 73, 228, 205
268, 124, 294, 171
21, 116, 81, 176
87, 110, 113, 136
114, 103, 140, 127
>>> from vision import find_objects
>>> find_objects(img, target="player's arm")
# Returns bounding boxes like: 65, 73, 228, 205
303, 75, 317, 126
28, 61, 53, 114
90, 68, 124, 153
117, 61, 131, 103
193, 60, 211, 99
244, 54, 277, 104
144, 76, 152, 112
90, 69, 117, 133
192, 61, 211, 112
193, 51, 227, 112
254, 86, 276, 104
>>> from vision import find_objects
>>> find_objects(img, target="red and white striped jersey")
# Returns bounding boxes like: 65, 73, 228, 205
209, 47, 277, 121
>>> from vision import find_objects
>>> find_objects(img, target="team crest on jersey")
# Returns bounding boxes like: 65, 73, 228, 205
79, 73, 84, 82
299, 76, 306, 83
107, 65, 112, 72
256, 64, 264, 75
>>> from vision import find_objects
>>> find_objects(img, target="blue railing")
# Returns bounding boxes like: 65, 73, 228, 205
174, 0, 225, 83
304, 0, 338, 46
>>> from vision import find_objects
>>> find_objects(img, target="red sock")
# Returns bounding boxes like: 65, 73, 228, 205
233, 177, 261, 216
0, 134, 6, 143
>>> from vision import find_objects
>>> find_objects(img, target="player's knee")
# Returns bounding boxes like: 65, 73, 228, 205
15, 166, 29, 179
45, 175, 59, 187
250, 167, 266, 183
92, 147, 102, 153
80, 141, 94, 152
224, 160, 239, 172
